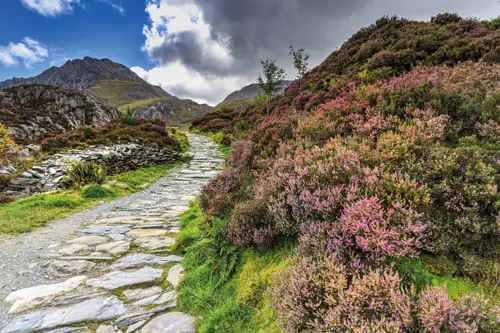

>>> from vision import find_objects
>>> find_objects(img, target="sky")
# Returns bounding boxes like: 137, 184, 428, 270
0, 0, 498, 105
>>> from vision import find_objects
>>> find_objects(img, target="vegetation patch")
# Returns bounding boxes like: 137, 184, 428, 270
0, 162, 181, 234
41, 119, 184, 154
90, 80, 142, 107
175, 201, 294, 333
186, 14, 500, 332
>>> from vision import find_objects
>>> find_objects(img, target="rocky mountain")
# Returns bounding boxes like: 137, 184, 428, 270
0, 84, 119, 143
0, 57, 211, 124
133, 99, 211, 125
219, 80, 292, 105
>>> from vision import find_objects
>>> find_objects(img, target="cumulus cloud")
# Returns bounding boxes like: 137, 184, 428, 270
0, 37, 49, 68
20, 0, 125, 16
20, 0, 80, 16
136, 0, 499, 105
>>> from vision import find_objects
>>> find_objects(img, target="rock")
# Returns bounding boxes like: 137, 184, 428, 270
123, 286, 162, 302
60, 256, 113, 261
86, 267, 163, 290
167, 264, 184, 288
96, 241, 130, 256
125, 320, 146, 333
43, 292, 108, 308
126, 229, 167, 238
108, 234, 127, 241
110, 254, 182, 270
134, 237, 175, 251
43, 327, 89, 333
115, 304, 175, 328
78, 226, 131, 235
67, 235, 108, 246
47, 260, 96, 277
140, 312, 195, 333
0, 296, 126, 333
5, 276, 87, 314
96, 325, 121, 333
134, 291, 176, 307
58, 244, 92, 256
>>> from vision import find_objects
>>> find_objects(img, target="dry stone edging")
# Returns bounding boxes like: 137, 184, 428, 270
3, 143, 179, 197
0, 133, 224, 333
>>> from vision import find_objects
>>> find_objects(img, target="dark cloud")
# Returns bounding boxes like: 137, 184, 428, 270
147, 0, 499, 81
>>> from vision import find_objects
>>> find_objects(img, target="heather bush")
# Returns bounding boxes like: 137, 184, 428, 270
417, 286, 500, 332
228, 199, 275, 247
200, 140, 255, 218
271, 257, 413, 332
340, 197, 425, 259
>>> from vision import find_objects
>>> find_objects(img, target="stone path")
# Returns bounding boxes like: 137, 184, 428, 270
0, 133, 225, 333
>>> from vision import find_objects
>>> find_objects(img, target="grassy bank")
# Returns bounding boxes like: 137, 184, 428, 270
174, 201, 294, 333
0, 162, 182, 234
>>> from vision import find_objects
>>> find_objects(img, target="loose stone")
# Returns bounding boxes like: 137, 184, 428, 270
140, 312, 195, 333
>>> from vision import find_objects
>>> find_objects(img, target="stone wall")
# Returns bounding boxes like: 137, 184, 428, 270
2, 143, 179, 196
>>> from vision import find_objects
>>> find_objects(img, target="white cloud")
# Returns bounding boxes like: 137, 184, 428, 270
136, 0, 248, 105
0, 37, 49, 68
97, 0, 124, 16
20, 0, 80, 16
131, 62, 252, 106
20, 0, 125, 17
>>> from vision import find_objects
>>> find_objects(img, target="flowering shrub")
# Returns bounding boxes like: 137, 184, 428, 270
418, 286, 500, 332
272, 259, 500, 333
271, 258, 413, 332
340, 197, 425, 258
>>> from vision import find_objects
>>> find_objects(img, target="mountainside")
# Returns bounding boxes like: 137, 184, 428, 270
0, 84, 119, 143
0, 57, 211, 124
184, 14, 500, 332
220, 80, 292, 105
132, 99, 211, 125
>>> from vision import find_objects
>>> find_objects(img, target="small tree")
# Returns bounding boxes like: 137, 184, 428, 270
289, 45, 310, 79
258, 59, 286, 115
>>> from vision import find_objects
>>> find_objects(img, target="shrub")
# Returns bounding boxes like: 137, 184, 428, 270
431, 13, 463, 25
81, 183, 113, 199
271, 258, 413, 332
340, 197, 425, 261
417, 286, 500, 332
63, 161, 106, 188
228, 199, 275, 248
0, 194, 17, 204
0, 121, 15, 154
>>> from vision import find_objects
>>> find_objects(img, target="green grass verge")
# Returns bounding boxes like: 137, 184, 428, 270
0, 162, 182, 235
174, 201, 294, 333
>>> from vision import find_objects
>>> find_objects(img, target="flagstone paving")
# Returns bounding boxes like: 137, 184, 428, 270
0, 133, 225, 333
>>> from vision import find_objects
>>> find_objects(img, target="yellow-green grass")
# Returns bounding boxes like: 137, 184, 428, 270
174, 201, 294, 332
0, 162, 182, 235
90, 80, 141, 107
118, 97, 164, 112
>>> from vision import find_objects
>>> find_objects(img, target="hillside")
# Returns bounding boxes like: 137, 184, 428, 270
0, 57, 211, 124
220, 80, 292, 105
0, 84, 119, 144
184, 14, 500, 332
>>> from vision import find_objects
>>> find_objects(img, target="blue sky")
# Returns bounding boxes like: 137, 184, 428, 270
0, 0, 151, 81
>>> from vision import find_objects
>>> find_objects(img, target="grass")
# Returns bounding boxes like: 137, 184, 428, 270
118, 98, 164, 112
0, 161, 183, 235
90, 80, 142, 107
174, 201, 294, 333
